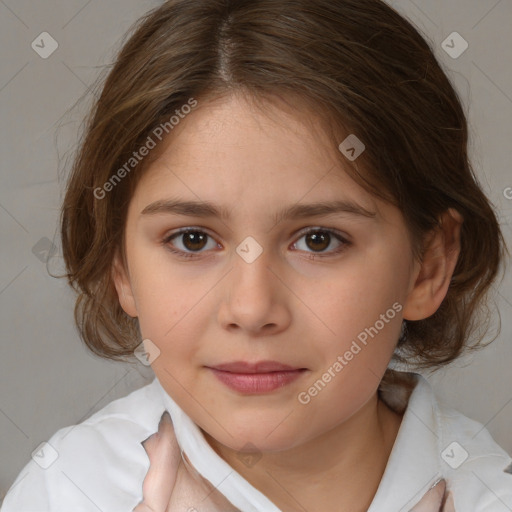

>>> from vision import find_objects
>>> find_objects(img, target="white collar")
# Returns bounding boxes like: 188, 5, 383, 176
368, 372, 444, 510
153, 372, 442, 511
154, 377, 281, 511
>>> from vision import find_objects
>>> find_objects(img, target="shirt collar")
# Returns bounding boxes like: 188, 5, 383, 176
152, 371, 444, 511
368, 372, 445, 510
153, 376, 281, 512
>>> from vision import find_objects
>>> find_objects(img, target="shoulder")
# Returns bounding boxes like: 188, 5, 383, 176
1, 377, 167, 512
379, 371, 512, 511
433, 387, 512, 510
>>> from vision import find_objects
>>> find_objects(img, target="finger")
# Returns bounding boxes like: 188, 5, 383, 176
132, 500, 157, 512
410, 479, 446, 511
134, 411, 181, 512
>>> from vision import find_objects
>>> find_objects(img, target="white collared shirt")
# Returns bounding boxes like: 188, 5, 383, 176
2, 372, 511, 511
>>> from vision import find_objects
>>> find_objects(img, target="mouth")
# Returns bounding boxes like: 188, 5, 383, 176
206, 360, 308, 394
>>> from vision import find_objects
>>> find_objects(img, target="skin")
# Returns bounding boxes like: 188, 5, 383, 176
114, 91, 463, 511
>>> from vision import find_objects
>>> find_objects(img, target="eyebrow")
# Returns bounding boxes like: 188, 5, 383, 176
140, 198, 377, 224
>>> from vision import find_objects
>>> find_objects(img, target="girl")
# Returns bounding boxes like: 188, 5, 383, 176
2, 0, 511, 510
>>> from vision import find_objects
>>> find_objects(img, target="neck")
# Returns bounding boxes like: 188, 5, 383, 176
203, 393, 402, 512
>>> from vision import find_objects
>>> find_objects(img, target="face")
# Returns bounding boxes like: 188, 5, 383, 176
112, 92, 423, 453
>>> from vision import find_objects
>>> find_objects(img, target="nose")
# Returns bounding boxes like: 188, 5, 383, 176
217, 244, 292, 336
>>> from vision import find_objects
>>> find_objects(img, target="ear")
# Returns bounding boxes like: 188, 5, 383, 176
402, 208, 463, 321
111, 248, 138, 318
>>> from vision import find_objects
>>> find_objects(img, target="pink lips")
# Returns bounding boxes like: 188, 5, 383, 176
207, 360, 307, 394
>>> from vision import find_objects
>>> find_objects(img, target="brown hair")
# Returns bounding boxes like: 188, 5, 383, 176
59, 0, 508, 373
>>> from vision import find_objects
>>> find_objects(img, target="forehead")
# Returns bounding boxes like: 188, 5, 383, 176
152, 92, 339, 168
129, 93, 394, 225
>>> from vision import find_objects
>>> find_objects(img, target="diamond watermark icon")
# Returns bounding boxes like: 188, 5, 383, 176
31, 32, 59, 59
441, 32, 468, 59
134, 339, 161, 366
441, 441, 468, 469
32, 237, 58, 263
338, 134, 365, 161
236, 442, 263, 468
31, 441, 59, 469
236, 236, 263, 264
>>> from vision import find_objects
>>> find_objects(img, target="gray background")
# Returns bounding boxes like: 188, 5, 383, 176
1, 0, 511, 502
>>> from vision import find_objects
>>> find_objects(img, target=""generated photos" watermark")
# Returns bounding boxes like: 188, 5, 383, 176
297, 301, 403, 404
94, 98, 198, 200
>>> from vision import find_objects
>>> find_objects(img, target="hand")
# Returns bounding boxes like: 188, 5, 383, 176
133, 410, 182, 512
133, 410, 242, 512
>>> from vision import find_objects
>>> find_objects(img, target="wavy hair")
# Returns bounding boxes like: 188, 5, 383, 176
59, 0, 508, 379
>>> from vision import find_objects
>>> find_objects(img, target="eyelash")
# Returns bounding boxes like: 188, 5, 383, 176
161, 227, 352, 261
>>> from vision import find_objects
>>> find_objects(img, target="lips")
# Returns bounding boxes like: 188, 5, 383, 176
209, 360, 303, 373
206, 360, 308, 394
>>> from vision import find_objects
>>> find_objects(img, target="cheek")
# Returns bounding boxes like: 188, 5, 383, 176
129, 244, 188, 314
302, 253, 404, 386
130, 265, 199, 353
315, 267, 401, 335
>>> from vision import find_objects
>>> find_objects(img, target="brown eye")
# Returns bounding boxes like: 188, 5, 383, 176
180, 231, 208, 251
163, 226, 351, 261
304, 231, 330, 252
293, 228, 349, 256
163, 229, 218, 258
